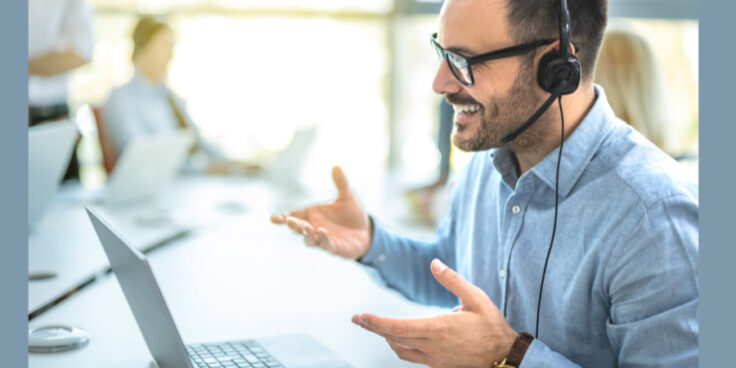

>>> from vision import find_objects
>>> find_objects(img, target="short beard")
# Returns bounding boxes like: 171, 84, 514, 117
449, 61, 553, 153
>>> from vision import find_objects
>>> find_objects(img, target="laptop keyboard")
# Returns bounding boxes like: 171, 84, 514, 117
187, 340, 284, 368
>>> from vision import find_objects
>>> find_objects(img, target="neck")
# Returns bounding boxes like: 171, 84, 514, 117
134, 60, 164, 84
513, 83, 596, 175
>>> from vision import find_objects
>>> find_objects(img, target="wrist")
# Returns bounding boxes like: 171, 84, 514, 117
493, 332, 534, 368
356, 215, 375, 262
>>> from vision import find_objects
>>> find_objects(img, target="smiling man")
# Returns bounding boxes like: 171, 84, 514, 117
271, 0, 698, 366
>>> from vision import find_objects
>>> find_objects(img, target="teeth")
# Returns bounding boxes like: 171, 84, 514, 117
452, 104, 481, 114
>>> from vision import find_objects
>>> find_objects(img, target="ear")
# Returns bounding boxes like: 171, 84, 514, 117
538, 40, 576, 57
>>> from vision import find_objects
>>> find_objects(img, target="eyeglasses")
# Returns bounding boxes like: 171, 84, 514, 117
430, 33, 554, 86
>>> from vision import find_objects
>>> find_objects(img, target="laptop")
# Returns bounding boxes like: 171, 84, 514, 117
102, 130, 194, 205
28, 119, 78, 229
85, 207, 352, 368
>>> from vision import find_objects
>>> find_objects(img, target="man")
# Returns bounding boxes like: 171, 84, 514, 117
271, 0, 698, 366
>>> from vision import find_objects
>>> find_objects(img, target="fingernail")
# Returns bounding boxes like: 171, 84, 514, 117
302, 229, 308, 236
432, 259, 447, 273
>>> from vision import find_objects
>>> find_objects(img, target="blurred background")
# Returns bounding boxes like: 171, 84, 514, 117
64, 0, 698, 219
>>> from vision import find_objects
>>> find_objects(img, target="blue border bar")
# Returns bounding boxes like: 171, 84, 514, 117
0, 0, 28, 365
700, 0, 732, 365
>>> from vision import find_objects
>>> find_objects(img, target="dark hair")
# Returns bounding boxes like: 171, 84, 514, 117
505, 0, 608, 81
132, 15, 171, 60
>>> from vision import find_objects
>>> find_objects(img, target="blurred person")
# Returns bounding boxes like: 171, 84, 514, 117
103, 15, 258, 175
594, 29, 669, 152
272, 0, 697, 367
596, 29, 698, 181
405, 99, 453, 224
29, 0, 94, 179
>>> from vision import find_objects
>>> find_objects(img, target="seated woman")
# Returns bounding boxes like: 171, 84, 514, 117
103, 15, 256, 174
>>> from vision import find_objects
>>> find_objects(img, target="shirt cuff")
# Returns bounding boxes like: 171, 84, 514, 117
519, 339, 580, 368
358, 216, 390, 266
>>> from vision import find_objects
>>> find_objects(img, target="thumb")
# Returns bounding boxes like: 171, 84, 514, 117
431, 259, 483, 309
332, 166, 351, 199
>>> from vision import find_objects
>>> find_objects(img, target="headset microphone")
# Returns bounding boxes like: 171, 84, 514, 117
499, 81, 568, 144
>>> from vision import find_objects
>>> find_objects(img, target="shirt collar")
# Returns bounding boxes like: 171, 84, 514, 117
132, 69, 168, 94
492, 85, 616, 197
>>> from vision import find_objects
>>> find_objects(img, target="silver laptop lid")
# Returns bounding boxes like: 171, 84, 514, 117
85, 207, 193, 368
105, 130, 194, 205
28, 120, 78, 229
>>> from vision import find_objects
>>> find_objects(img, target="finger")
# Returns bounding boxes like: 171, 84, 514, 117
302, 225, 322, 246
271, 208, 308, 224
431, 258, 484, 309
314, 227, 335, 253
352, 313, 437, 339
386, 339, 428, 365
303, 233, 318, 247
270, 214, 286, 224
285, 216, 311, 234
332, 166, 351, 199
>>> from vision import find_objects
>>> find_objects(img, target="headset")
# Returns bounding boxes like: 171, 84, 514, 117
500, 0, 580, 144
498, 0, 581, 338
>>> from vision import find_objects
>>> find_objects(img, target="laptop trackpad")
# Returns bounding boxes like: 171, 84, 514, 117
257, 334, 352, 368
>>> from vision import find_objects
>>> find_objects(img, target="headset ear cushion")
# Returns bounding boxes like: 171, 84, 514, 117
537, 53, 581, 95
537, 51, 560, 92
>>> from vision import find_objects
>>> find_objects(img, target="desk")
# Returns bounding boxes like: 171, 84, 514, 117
29, 175, 277, 315
28, 175, 446, 367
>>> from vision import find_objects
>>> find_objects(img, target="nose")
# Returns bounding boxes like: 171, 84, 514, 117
432, 59, 463, 96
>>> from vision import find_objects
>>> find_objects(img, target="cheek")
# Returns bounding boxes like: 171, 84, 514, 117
473, 61, 523, 97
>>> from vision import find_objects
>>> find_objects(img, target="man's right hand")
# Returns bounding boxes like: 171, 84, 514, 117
270, 166, 372, 260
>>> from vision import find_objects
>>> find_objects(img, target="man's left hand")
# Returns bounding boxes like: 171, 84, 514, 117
352, 259, 517, 368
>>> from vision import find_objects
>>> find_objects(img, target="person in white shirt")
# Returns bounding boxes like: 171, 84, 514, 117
29, 0, 93, 179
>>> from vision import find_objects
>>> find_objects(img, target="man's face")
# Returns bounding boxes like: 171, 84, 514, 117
142, 28, 175, 80
432, 0, 549, 152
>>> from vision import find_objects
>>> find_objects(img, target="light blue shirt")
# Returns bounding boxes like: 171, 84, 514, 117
103, 71, 223, 165
103, 71, 185, 155
361, 87, 698, 367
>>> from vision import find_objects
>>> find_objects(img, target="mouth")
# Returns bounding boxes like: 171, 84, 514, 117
451, 103, 482, 130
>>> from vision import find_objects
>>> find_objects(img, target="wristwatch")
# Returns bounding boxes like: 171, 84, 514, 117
492, 332, 534, 368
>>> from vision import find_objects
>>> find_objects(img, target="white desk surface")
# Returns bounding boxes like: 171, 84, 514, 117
28, 174, 447, 367
28, 175, 279, 314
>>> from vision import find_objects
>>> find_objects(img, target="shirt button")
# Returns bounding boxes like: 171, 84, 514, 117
499, 269, 506, 278
511, 205, 521, 214
377, 253, 386, 263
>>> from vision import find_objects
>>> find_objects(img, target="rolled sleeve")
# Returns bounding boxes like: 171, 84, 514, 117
358, 217, 457, 308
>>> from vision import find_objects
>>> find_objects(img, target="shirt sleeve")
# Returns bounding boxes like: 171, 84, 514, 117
57, 0, 94, 61
602, 193, 699, 367
359, 202, 459, 308
519, 193, 698, 367
103, 89, 145, 155
519, 339, 582, 368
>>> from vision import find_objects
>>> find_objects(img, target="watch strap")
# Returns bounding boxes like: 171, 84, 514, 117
506, 332, 534, 366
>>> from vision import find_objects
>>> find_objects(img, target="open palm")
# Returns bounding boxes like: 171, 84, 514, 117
270, 166, 372, 259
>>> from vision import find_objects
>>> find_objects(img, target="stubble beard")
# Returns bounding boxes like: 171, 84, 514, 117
451, 63, 552, 153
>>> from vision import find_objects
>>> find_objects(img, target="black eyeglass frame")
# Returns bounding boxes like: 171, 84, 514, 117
430, 33, 556, 86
